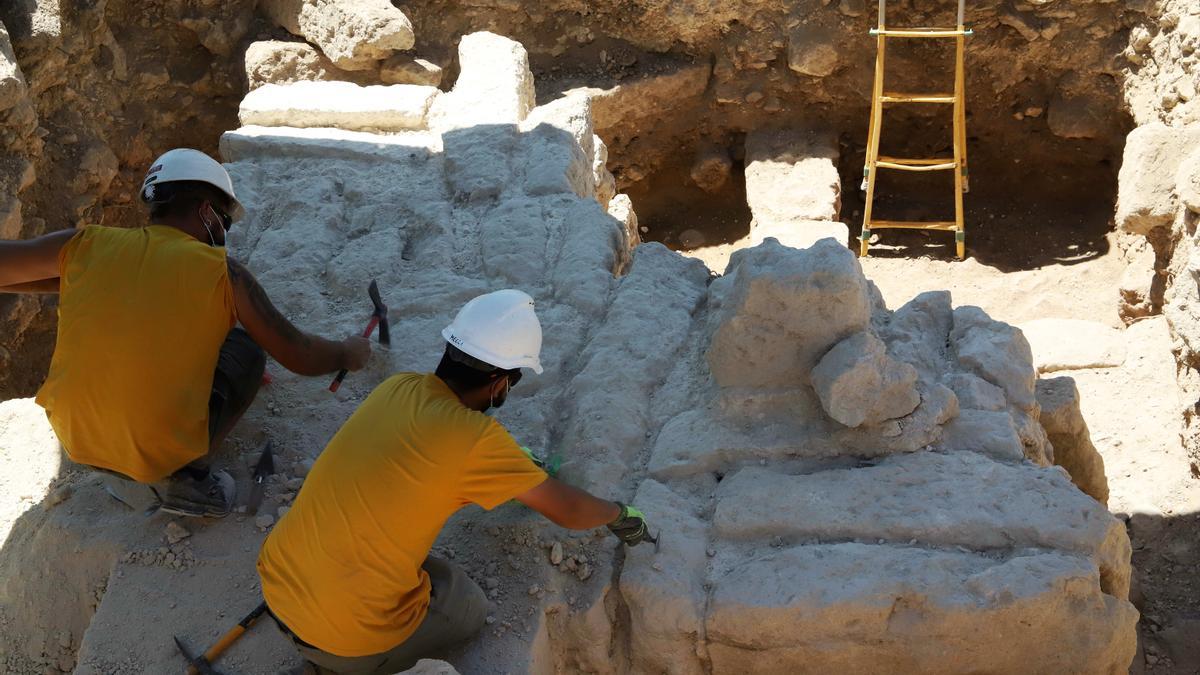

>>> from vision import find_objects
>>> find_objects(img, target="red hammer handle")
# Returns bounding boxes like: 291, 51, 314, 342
328, 314, 381, 392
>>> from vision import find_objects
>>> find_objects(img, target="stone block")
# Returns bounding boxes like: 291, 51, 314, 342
429, 32, 535, 131
260, 0, 414, 71
619, 480, 708, 675
573, 64, 711, 131
519, 95, 596, 199
1177, 145, 1200, 213
706, 543, 1137, 674
1118, 244, 1159, 324
881, 291, 954, 378
1117, 123, 1200, 235
811, 330, 920, 428
1019, 318, 1126, 373
243, 40, 376, 90
787, 25, 840, 77
1037, 376, 1110, 505
441, 123, 518, 202
938, 409, 1025, 462
607, 193, 640, 256
690, 146, 733, 193
712, 452, 1129, 593
707, 239, 871, 388
951, 306, 1036, 409
238, 82, 439, 131
744, 128, 840, 225
942, 372, 1007, 411
380, 55, 443, 87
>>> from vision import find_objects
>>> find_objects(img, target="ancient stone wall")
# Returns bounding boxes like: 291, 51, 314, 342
0, 27, 1135, 673
1114, 0, 1200, 476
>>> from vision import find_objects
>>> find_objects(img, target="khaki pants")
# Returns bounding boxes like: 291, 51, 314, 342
277, 557, 488, 675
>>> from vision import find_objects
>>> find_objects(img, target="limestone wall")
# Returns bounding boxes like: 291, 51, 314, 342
1114, 0, 1200, 476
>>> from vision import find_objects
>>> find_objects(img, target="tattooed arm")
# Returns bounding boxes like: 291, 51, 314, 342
0, 229, 77, 292
228, 259, 371, 376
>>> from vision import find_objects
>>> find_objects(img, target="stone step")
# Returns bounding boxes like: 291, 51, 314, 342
239, 81, 440, 132
711, 450, 1130, 599
706, 542, 1137, 674
1020, 318, 1126, 373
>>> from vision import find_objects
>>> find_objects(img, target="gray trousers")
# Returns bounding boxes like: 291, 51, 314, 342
279, 557, 488, 675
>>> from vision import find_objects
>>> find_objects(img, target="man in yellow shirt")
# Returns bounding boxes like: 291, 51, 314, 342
0, 148, 371, 518
258, 290, 651, 674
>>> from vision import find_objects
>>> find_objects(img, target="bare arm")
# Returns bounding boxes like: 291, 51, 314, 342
0, 229, 76, 289
515, 477, 621, 530
227, 259, 369, 376
0, 278, 61, 293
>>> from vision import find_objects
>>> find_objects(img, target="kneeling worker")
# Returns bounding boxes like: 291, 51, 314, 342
258, 289, 651, 674
0, 148, 370, 517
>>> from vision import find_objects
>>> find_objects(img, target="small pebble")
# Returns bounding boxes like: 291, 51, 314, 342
549, 542, 564, 565
164, 521, 191, 545
527, 584, 540, 596
255, 514, 275, 530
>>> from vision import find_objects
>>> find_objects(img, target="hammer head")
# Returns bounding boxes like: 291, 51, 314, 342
367, 279, 390, 346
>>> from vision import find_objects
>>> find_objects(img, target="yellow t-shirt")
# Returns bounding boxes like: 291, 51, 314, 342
35, 225, 236, 482
257, 373, 548, 657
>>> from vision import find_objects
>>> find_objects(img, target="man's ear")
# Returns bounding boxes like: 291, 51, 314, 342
488, 376, 508, 398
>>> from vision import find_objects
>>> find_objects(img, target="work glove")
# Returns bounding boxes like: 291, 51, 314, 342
520, 446, 546, 470
607, 502, 650, 547
520, 446, 561, 477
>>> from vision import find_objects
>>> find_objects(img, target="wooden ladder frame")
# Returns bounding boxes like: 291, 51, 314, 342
859, 0, 972, 259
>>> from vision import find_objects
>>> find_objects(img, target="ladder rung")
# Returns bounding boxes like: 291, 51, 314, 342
875, 156, 958, 171
880, 92, 956, 104
868, 220, 959, 231
870, 27, 973, 38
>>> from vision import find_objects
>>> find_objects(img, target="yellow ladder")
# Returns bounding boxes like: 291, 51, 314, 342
858, 0, 972, 259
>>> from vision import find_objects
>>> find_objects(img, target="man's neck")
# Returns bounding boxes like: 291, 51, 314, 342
437, 374, 487, 412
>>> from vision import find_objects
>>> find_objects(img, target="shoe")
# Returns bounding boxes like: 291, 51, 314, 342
158, 469, 236, 518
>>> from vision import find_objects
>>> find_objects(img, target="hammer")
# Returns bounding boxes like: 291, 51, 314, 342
174, 601, 268, 675
329, 279, 390, 392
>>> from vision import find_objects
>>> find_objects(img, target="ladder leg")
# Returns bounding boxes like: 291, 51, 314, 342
861, 35, 888, 257
956, 32, 969, 194
952, 33, 967, 259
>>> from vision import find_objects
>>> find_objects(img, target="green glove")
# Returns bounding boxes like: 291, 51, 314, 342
520, 446, 561, 477
607, 502, 649, 547
520, 446, 545, 469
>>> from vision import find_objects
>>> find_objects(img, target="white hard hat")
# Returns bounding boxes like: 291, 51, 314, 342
140, 148, 245, 222
442, 290, 544, 374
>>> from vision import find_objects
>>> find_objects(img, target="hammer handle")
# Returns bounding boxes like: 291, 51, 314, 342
328, 315, 381, 392
186, 602, 269, 675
